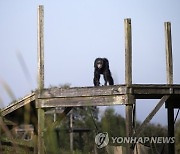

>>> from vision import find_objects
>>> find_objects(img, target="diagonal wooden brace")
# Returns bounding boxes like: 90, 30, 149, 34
133, 95, 170, 138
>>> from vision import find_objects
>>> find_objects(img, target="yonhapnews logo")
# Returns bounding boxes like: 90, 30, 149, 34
95, 132, 175, 148
95, 132, 109, 148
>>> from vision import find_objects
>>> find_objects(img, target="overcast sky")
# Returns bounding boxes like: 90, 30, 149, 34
0, 0, 180, 125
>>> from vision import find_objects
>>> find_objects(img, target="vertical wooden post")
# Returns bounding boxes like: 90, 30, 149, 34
165, 22, 173, 84
70, 110, 73, 151
125, 19, 132, 86
0, 117, 2, 152
38, 5, 44, 90
124, 18, 133, 154
167, 103, 174, 154
37, 5, 45, 154
165, 22, 175, 154
38, 108, 45, 154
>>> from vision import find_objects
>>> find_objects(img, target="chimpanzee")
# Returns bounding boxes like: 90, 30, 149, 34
93, 58, 114, 86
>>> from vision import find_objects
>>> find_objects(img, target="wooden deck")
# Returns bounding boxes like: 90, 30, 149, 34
1, 84, 180, 117
37, 84, 180, 108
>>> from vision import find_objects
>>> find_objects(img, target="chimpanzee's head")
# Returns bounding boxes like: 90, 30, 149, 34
94, 58, 104, 69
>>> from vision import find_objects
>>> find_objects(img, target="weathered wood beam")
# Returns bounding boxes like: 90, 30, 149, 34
37, 95, 127, 108
165, 22, 173, 84
124, 18, 133, 154
37, 5, 44, 90
1, 93, 35, 116
37, 5, 45, 154
165, 22, 175, 154
39, 85, 123, 98
125, 19, 132, 86
38, 84, 180, 99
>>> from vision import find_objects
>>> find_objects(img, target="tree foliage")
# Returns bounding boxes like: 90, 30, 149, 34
43, 106, 180, 153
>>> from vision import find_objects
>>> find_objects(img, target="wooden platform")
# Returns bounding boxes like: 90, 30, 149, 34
1, 84, 180, 117
37, 84, 180, 108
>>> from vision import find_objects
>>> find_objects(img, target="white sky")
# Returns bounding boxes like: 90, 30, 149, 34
0, 0, 180, 125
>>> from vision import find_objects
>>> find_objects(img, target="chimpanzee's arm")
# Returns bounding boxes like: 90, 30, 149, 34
93, 70, 100, 86
108, 75, 114, 85
103, 69, 114, 86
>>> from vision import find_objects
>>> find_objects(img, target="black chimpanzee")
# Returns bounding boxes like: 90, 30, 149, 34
93, 58, 114, 86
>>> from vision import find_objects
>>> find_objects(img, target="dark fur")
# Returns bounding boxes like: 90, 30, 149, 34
93, 58, 114, 86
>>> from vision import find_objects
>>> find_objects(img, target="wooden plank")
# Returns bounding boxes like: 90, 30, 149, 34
38, 84, 180, 99
133, 87, 172, 99
133, 87, 171, 94
40, 85, 124, 98
37, 95, 127, 108
165, 22, 173, 84
133, 95, 169, 138
1, 93, 35, 116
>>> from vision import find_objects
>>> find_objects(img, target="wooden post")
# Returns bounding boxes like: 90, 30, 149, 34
0, 117, 2, 152
165, 22, 175, 154
38, 5, 44, 90
167, 103, 175, 154
124, 18, 133, 154
70, 110, 73, 151
125, 19, 132, 86
38, 107, 45, 154
165, 22, 173, 84
37, 5, 45, 154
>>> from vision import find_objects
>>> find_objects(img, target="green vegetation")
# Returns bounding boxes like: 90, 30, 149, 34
1, 106, 180, 153
43, 107, 180, 153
